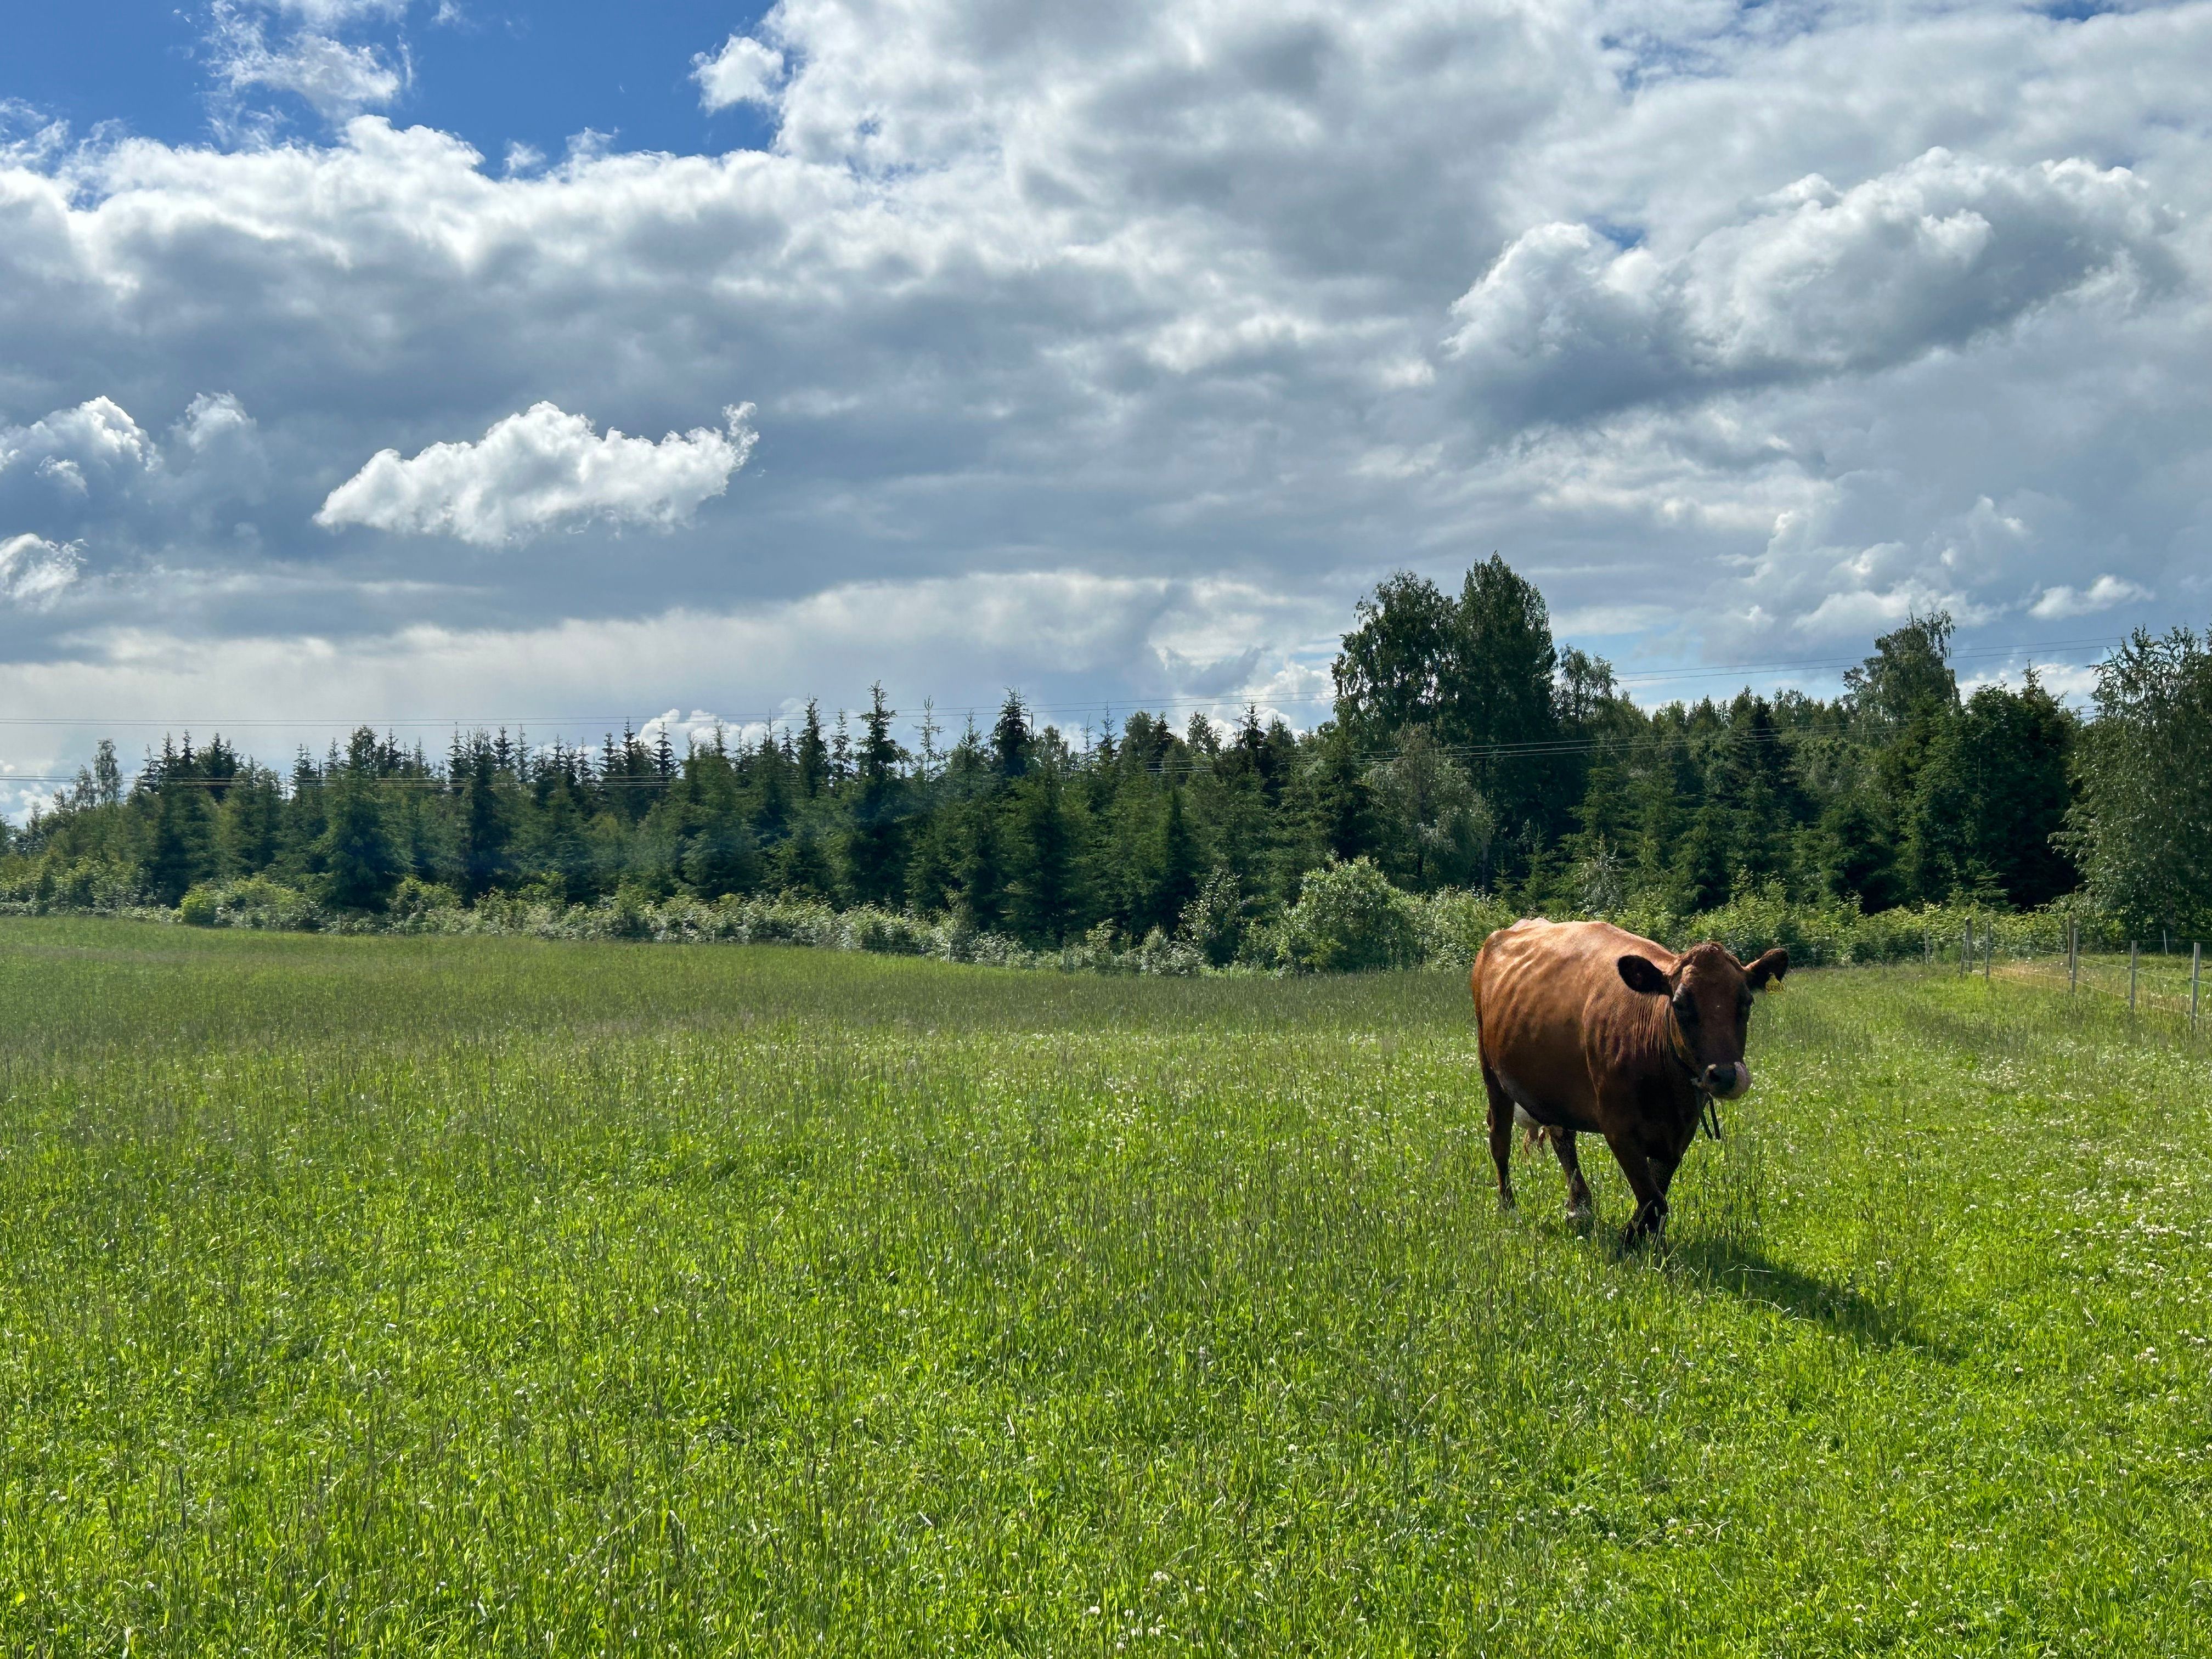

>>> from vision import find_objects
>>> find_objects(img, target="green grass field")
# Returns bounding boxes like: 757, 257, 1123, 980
1, 918, 2207, 1655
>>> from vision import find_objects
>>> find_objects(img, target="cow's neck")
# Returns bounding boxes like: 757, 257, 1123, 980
1648, 998, 1707, 1124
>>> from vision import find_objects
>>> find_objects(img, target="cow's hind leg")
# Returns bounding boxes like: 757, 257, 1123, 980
1550, 1130, 1595, 1223
1481, 1062, 1516, 1211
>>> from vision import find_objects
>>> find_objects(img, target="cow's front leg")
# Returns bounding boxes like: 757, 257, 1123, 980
1549, 1129, 1594, 1222
1601, 1128, 1669, 1244
1648, 1113, 1702, 1200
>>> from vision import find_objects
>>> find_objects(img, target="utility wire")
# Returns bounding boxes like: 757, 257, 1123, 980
3, 711, 1997, 789
0, 633, 2124, 734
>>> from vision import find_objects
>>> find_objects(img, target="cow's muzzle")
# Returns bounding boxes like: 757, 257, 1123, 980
1701, 1061, 1751, 1101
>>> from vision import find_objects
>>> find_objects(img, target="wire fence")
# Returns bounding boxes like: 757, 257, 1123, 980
1915, 916, 2207, 1034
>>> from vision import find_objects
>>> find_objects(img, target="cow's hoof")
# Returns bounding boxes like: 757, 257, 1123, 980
1624, 1198, 1669, 1248
1497, 1192, 1516, 1213
1565, 1203, 1594, 1230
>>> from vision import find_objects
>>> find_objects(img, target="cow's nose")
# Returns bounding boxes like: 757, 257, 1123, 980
1704, 1062, 1750, 1099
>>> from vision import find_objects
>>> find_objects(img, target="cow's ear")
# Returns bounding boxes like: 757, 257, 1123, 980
1747, 947, 1788, 990
1617, 955, 1671, 996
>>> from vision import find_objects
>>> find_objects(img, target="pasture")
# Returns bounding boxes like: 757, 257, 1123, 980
0, 918, 2207, 1655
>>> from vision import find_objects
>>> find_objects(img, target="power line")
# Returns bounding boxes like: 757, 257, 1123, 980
0, 704, 2015, 790
0, 633, 2124, 734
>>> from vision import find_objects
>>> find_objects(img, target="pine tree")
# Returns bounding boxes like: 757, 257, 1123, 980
1899, 709, 1977, 902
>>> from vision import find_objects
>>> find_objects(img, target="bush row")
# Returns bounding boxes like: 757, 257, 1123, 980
0, 856, 2131, 978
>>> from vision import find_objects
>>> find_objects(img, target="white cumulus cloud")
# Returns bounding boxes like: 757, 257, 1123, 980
693, 35, 786, 112
0, 396, 156, 478
2030, 574, 2151, 619
0, 534, 82, 607
1446, 149, 2177, 425
316, 402, 759, 546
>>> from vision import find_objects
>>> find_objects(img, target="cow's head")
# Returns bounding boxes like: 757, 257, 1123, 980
1617, 943, 1787, 1101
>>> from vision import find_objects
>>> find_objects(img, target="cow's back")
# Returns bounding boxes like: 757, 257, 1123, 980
1472, 919, 1668, 1128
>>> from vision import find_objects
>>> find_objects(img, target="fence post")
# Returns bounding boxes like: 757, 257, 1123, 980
2069, 921, 2079, 996
1962, 923, 1972, 976
2129, 940, 2138, 1014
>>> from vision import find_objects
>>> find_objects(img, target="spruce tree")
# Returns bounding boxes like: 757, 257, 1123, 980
144, 742, 216, 905
1150, 785, 1202, 933
680, 759, 761, 899
991, 692, 1031, 780
318, 768, 399, 910
215, 769, 282, 877
775, 823, 838, 901
452, 743, 512, 901
844, 682, 908, 906
797, 701, 828, 798
1007, 766, 1077, 944
1942, 676, 2074, 907
951, 800, 1005, 932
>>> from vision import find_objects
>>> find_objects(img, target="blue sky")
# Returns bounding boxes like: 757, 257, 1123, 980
2, 1, 2209, 808
9, 3, 780, 159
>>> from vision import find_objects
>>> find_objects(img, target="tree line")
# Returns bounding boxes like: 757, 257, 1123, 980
6, 554, 2207, 943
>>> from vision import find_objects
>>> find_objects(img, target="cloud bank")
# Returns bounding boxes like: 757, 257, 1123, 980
1446, 150, 2178, 424
1, 0, 2210, 804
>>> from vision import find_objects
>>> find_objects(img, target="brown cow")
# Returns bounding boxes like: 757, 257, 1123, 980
1471, 919, 1787, 1242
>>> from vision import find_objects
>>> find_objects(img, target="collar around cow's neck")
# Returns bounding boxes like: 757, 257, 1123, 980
1663, 1000, 1725, 1142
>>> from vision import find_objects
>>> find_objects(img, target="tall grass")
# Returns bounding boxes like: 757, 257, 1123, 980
0, 919, 2206, 1654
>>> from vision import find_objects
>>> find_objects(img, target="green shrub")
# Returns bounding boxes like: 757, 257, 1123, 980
388, 877, 465, 924
848, 906, 934, 956
1278, 858, 1421, 973
1408, 887, 1519, 970
1180, 867, 1245, 968
217, 877, 320, 931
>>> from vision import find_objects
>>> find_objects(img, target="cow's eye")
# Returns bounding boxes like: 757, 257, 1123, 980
1673, 994, 1698, 1024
